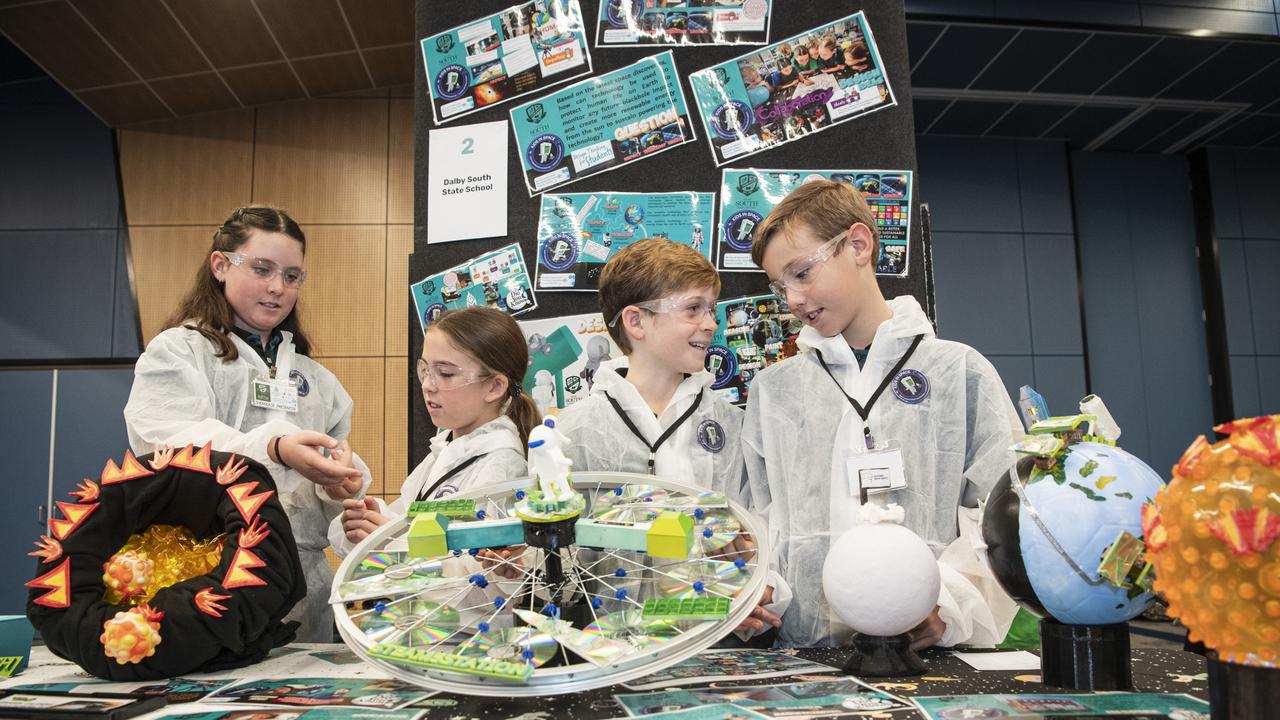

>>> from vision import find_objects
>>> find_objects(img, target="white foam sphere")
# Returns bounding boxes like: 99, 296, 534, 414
822, 522, 941, 637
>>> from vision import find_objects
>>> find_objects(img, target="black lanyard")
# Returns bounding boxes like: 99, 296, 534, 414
814, 334, 924, 449
417, 454, 483, 501
605, 389, 705, 474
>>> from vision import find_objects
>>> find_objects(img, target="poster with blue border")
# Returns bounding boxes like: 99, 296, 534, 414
510, 51, 694, 196
422, 0, 592, 125
596, 0, 772, 47
411, 243, 537, 332
718, 168, 912, 275
705, 293, 801, 406
688, 11, 895, 165
535, 191, 715, 291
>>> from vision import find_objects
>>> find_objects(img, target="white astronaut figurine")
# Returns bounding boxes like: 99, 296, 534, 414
531, 369, 556, 416
527, 416, 575, 503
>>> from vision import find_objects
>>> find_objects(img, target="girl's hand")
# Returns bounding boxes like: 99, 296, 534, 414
736, 585, 782, 634
323, 441, 363, 499
909, 606, 946, 650
273, 431, 364, 487
341, 497, 387, 544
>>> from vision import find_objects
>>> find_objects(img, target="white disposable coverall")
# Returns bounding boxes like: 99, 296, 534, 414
328, 416, 528, 557
124, 326, 372, 642
742, 296, 1023, 648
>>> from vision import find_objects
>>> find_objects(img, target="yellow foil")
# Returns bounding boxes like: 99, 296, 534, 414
102, 525, 222, 605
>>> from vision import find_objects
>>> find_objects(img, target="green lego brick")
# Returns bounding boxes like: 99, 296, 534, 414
408, 512, 449, 559
641, 596, 731, 621
408, 498, 477, 519
369, 643, 533, 681
646, 510, 694, 559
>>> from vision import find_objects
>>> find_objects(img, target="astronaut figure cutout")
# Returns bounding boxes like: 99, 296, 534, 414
527, 417, 576, 504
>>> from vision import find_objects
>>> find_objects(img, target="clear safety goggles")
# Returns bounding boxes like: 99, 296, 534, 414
608, 295, 717, 328
766, 230, 847, 300
417, 358, 491, 392
221, 252, 307, 288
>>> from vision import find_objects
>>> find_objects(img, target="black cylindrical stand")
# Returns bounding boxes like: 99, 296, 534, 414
841, 632, 926, 677
1208, 653, 1280, 720
1039, 620, 1132, 690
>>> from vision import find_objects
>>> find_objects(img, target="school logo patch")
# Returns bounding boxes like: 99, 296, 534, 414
435, 35, 455, 53
697, 419, 726, 453
434, 64, 469, 101
736, 174, 760, 196
525, 103, 547, 125
289, 369, 310, 397
892, 369, 929, 404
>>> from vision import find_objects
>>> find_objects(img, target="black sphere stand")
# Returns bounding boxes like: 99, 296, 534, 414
841, 632, 926, 677
1039, 620, 1132, 690
1208, 652, 1280, 720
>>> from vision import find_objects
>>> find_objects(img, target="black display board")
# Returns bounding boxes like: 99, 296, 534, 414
410, 0, 930, 465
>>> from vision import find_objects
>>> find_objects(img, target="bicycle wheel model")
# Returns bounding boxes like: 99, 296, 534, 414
330, 471, 769, 696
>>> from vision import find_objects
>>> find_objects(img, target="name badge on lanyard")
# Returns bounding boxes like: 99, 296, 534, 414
845, 439, 907, 497
251, 373, 299, 412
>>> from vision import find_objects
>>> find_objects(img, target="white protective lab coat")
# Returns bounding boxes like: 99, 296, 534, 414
555, 357, 744, 496
742, 296, 1024, 648
124, 326, 372, 642
328, 416, 528, 557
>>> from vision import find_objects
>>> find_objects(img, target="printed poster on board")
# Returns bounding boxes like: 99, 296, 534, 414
518, 313, 620, 416
689, 11, 895, 165
422, 0, 592, 125
597, 0, 772, 46
510, 51, 694, 195
411, 243, 537, 332
705, 293, 801, 406
535, 191, 715, 291
718, 169, 912, 275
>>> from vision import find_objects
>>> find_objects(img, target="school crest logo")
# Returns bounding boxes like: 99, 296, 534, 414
697, 419, 726, 453
435, 35, 455, 53
714, 68, 730, 86
525, 103, 547, 125
289, 369, 310, 397
892, 369, 930, 404
736, 174, 760, 196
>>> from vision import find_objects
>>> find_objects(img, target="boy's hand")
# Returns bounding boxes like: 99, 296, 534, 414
736, 585, 782, 635
908, 606, 945, 650
478, 546, 526, 579
342, 497, 387, 544
723, 532, 757, 564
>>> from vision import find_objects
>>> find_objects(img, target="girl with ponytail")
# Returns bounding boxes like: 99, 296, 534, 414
332, 306, 538, 556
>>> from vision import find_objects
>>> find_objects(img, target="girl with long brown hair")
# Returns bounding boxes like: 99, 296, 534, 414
124, 205, 370, 642
333, 306, 539, 556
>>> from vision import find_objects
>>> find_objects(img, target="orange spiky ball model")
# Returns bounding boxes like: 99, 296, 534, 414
1145, 414, 1280, 668
102, 550, 154, 602
100, 603, 164, 665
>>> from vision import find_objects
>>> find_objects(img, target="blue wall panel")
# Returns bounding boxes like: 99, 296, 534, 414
1016, 141, 1074, 234
50, 369, 135, 502
918, 136, 1023, 233
1032, 355, 1089, 416
1244, 240, 1280, 355
1023, 233, 1084, 355
932, 231, 1033, 355
1072, 151, 1213, 473
0, 371, 52, 614
0, 229, 121, 360
1230, 355, 1262, 419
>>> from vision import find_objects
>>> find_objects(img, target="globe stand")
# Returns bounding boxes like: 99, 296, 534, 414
1039, 620, 1131, 690
1207, 652, 1280, 720
840, 632, 926, 677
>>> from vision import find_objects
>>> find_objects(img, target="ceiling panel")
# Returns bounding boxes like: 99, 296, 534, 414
340, 0, 414, 47
165, 0, 283, 68
969, 28, 1090, 92
1096, 108, 1194, 151
221, 62, 306, 106
254, 0, 355, 57
70, 0, 207, 79
150, 72, 240, 116
1044, 105, 1136, 147
1137, 110, 1230, 152
1159, 41, 1280, 100
911, 25, 1020, 88
913, 98, 956, 131
988, 102, 1077, 137
1204, 112, 1280, 146
1096, 36, 1229, 97
292, 52, 371, 98
0, 1, 136, 90
1035, 34, 1160, 95
928, 100, 1015, 134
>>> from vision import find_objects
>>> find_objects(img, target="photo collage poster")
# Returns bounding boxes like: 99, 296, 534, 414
705, 293, 801, 406
718, 168, 912, 275
423, 0, 592, 124
411, 243, 537, 332
596, 0, 772, 47
689, 11, 895, 165
535, 191, 715, 291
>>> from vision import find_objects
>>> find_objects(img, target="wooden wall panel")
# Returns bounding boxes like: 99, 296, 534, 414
384, 356, 409, 500
253, 100, 389, 224
119, 110, 253, 226
386, 225, 412, 358
128, 226, 212, 344
297, 225, 386, 357
317, 356, 384, 491
387, 99, 413, 225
